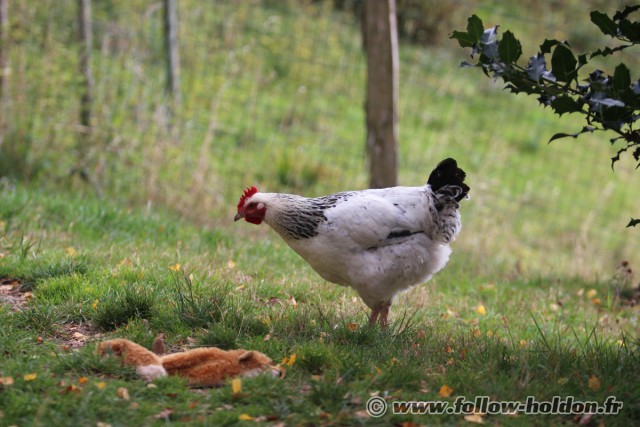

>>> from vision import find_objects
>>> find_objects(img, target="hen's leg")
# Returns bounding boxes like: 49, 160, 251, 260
379, 302, 391, 328
369, 306, 381, 325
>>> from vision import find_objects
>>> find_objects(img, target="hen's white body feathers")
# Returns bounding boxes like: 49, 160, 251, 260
256, 186, 459, 309
235, 158, 468, 325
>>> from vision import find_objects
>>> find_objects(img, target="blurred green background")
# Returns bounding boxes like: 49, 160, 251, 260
0, 0, 637, 280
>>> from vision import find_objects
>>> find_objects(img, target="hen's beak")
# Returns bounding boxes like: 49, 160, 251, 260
234, 212, 244, 222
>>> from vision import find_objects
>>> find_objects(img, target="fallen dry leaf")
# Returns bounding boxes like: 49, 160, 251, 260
354, 410, 370, 419
238, 414, 254, 421
288, 296, 298, 307
78, 377, 88, 385
61, 384, 81, 394
588, 375, 601, 390
464, 414, 485, 424
346, 323, 358, 332
116, 387, 130, 400
281, 354, 296, 366
23, 373, 37, 382
231, 378, 242, 395
578, 413, 595, 426
0, 377, 14, 386
96, 382, 107, 390
168, 263, 181, 272
475, 305, 487, 316
438, 384, 454, 398
154, 408, 173, 420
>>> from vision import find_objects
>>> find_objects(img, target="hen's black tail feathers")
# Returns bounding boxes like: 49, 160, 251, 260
427, 158, 470, 202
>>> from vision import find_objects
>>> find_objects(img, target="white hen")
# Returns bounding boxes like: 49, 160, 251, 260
234, 158, 469, 326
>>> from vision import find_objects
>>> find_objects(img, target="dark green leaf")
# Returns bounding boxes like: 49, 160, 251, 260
551, 44, 577, 82
467, 15, 484, 41
577, 54, 588, 67
498, 31, 522, 63
619, 19, 640, 42
548, 126, 594, 143
550, 95, 582, 116
549, 132, 578, 142
626, 218, 640, 228
539, 39, 560, 54
613, 63, 631, 92
450, 30, 476, 48
590, 11, 617, 36
613, 5, 640, 21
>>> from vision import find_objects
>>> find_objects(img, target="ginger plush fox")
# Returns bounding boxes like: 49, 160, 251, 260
98, 338, 282, 387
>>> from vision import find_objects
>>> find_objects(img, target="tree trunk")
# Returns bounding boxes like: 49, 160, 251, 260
363, 0, 399, 188
163, 0, 181, 108
0, 0, 8, 149
78, 0, 93, 132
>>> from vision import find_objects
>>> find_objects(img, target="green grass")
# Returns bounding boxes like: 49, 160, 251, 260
1, 178, 639, 426
1, 0, 640, 425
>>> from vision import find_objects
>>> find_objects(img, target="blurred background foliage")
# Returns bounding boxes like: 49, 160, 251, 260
0, 0, 637, 280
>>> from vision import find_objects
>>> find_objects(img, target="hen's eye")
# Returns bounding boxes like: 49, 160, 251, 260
247, 202, 257, 208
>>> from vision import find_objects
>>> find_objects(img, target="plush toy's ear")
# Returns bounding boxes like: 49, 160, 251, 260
99, 341, 118, 355
238, 351, 254, 362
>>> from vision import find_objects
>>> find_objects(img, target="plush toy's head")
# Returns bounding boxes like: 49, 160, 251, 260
237, 350, 284, 379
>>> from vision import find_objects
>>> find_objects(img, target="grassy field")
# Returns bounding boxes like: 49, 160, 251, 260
1, 0, 640, 425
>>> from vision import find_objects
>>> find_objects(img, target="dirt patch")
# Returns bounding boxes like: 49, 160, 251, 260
1, 277, 101, 349
0, 277, 31, 311
57, 323, 102, 350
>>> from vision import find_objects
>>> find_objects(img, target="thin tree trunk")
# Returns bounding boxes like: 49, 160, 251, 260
78, 0, 93, 132
363, 0, 399, 188
164, 0, 181, 108
0, 0, 8, 149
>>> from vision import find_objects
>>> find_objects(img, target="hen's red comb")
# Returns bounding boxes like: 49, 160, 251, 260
237, 186, 258, 210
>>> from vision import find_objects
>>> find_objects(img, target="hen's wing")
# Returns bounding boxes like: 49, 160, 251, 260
320, 187, 433, 250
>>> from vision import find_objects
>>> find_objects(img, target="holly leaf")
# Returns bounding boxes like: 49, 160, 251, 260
526, 54, 549, 82
499, 31, 522, 63
619, 19, 640, 43
549, 126, 595, 143
590, 11, 617, 37
627, 218, 640, 228
551, 44, 577, 83
550, 95, 582, 116
467, 15, 484, 41
540, 38, 561, 55
613, 63, 631, 93
481, 26, 499, 56
451, 15, 484, 48
613, 5, 640, 21
450, 30, 476, 48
